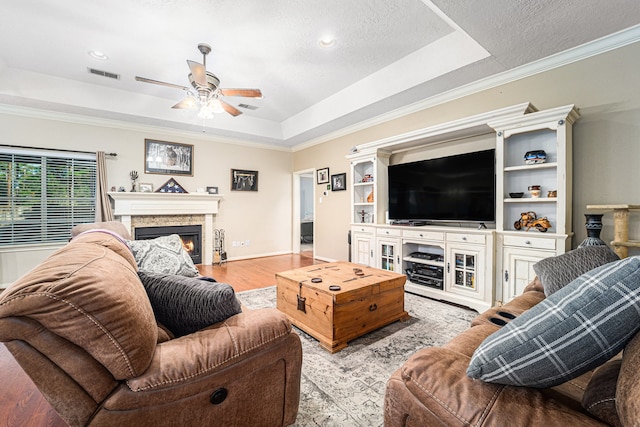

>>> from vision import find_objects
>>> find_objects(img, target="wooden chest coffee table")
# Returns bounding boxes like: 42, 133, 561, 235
275, 261, 409, 353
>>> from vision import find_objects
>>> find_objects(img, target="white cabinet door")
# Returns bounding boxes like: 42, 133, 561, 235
502, 247, 549, 303
377, 237, 402, 272
353, 233, 374, 266
446, 244, 485, 301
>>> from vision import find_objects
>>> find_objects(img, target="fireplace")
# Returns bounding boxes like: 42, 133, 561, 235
135, 225, 202, 264
109, 192, 222, 265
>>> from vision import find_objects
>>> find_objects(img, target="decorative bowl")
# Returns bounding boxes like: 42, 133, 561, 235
509, 192, 524, 198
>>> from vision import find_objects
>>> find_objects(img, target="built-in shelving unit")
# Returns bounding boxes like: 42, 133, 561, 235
347, 102, 578, 310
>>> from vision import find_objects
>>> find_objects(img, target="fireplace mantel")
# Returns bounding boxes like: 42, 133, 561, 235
108, 192, 223, 265
108, 192, 222, 216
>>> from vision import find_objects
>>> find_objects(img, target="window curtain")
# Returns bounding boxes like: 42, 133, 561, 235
95, 151, 114, 221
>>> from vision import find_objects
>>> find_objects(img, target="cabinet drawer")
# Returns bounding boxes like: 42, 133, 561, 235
377, 227, 402, 237
447, 233, 486, 245
503, 235, 556, 250
352, 226, 374, 234
403, 229, 444, 241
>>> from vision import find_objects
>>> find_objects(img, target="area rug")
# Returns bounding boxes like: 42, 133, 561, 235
236, 287, 477, 426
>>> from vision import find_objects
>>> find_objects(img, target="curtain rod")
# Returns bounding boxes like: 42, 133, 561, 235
0, 144, 117, 157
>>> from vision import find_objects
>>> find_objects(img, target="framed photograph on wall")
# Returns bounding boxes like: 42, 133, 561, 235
331, 173, 346, 191
144, 139, 194, 176
231, 169, 258, 191
316, 167, 329, 184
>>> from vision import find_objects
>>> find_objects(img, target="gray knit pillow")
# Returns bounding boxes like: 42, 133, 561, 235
139, 272, 242, 337
127, 234, 199, 277
533, 245, 619, 296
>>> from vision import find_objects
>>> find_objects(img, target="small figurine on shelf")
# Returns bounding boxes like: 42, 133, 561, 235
359, 210, 367, 223
524, 150, 547, 165
129, 170, 139, 192
514, 211, 551, 232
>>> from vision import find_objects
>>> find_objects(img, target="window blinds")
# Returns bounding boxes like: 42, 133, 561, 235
0, 147, 96, 246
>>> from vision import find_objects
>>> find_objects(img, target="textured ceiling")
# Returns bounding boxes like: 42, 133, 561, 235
0, 0, 639, 148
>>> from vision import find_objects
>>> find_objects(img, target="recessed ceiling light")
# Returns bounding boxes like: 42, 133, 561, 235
318, 37, 336, 48
88, 50, 108, 60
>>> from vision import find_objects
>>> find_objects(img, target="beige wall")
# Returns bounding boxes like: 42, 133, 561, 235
3, 41, 640, 285
294, 41, 640, 261
0, 114, 293, 285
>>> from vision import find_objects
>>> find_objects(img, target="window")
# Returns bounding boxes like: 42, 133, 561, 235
0, 147, 96, 246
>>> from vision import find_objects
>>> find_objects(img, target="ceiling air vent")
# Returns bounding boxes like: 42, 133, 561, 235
238, 103, 258, 110
87, 67, 120, 80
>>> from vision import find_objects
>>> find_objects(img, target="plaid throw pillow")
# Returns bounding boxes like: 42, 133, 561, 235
467, 256, 640, 388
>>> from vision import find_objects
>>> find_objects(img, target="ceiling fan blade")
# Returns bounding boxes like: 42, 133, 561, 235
172, 96, 197, 109
220, 100, 242, 116
219, 88, 263, 98
187, 60, 207, 87
135, 76, 189, 91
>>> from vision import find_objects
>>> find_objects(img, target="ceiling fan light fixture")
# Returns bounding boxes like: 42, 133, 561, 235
209, 98, 225, 114
198, 105, 215, 119
88, 50, 108, 60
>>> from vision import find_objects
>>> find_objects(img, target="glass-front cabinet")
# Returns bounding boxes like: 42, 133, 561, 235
378, 238, 400, 272
446, 244, 484, 299
376, 227, 402, 271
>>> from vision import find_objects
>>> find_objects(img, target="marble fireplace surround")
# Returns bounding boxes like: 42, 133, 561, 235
108, 192, 222, 265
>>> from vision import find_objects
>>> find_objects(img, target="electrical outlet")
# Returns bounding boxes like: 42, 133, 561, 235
232, 241, 237, 247
245, 240, 250, 246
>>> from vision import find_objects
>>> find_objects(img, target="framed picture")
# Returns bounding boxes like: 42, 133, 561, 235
144, 139, 193, 176
137, 182, 153, 193
331, 173, 346, 191
206, 186, 219, 195
231, 169, 258, 191
317, 167, 329, 184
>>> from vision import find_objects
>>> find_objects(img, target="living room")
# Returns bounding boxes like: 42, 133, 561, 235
1, 11, 640, 286
2, 2, 640, 425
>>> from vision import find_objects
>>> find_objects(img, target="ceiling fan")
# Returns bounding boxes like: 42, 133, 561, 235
135, 43, 263, 118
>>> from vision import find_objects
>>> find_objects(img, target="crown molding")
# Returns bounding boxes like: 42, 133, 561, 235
0, 104, 292, 152
292, 24, 640, 152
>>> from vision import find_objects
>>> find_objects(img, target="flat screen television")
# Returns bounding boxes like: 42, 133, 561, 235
388, 149, 495, 223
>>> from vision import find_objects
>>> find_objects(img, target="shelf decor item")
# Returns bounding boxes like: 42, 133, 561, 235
524, 150, 547, 165
514, 211, 551, 232
367, 190, 374, 203
138, 182, 153, 193
155, 177, 188, 193
129, 170, 139, 192
528, 185, 541, 198
578, 213, 607, 247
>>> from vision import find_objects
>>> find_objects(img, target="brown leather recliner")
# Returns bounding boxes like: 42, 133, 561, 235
0, 231, 302, 426
384, 278, 640, 426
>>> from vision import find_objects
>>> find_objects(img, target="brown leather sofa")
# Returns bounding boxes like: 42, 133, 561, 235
0, 230, 302, 426
384, 279, 640, 426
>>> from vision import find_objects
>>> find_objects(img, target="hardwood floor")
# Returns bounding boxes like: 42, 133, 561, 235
0, 253, 320, 427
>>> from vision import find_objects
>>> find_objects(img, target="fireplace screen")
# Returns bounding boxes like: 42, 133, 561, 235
135, 225, 202, 264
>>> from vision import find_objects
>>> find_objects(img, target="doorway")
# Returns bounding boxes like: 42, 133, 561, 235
293, 169, 315, 258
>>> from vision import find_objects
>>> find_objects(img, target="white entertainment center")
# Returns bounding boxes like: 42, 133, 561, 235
348, 103, 580, 312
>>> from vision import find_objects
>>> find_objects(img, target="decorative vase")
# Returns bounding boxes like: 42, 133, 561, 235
578, 213, 606, 247
367, 190, 374, 203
